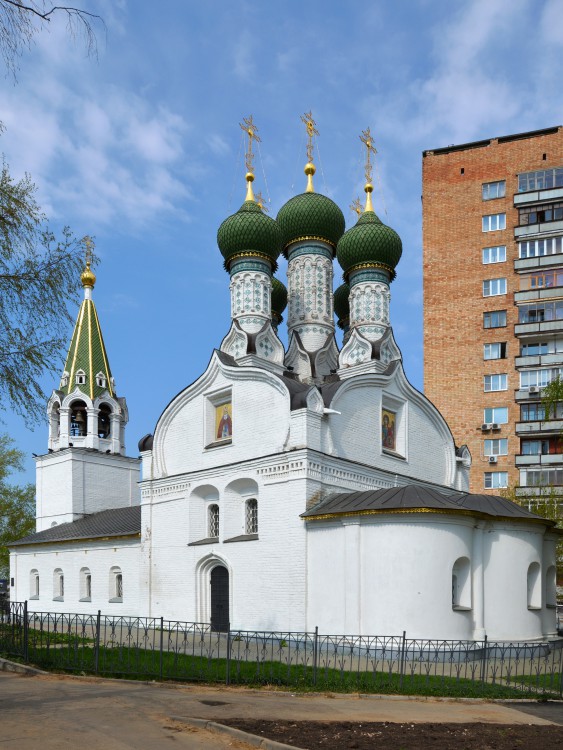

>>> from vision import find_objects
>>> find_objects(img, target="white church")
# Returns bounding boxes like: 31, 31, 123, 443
9, 120, 560, 641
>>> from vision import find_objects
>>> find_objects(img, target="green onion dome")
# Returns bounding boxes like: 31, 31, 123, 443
217, 200, 282, 272
277, 192, 345, 257
336, 206, 402, 282
333, 283, 350, 328
271, 276, 288, 317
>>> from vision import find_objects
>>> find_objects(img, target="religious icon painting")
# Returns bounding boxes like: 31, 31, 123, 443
215, 402, 233, 441
381, 407, 396, 451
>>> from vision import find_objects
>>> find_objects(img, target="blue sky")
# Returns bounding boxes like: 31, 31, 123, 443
2, 0, 563, 484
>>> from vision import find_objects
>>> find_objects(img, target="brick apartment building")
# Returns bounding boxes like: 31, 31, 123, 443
423, 126, 563, 497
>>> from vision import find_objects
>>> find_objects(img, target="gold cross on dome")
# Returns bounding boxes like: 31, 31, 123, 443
239, 115, 261, 174
300, 111, 319, 163
83, 235, 94, 267
255, 191, 269, 213
359, 127, 377, 183
350, 197, 363, 217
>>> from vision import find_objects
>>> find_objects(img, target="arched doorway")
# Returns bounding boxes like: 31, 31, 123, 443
210, 565, 229, 632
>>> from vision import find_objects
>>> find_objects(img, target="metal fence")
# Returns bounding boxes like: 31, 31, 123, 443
1, 601, 563, 697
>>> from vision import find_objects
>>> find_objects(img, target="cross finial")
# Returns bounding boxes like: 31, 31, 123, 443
300, 111, 319, 163
84, 235, 94, 267
359, 127, 377, 184
80, 235, 96, 290
239, 115, 261, 175
350, 197, 363, 217
255, 191, 269, 213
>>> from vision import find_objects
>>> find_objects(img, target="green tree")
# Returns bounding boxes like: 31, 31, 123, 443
541, 374, 563, 421
0, 434, 34, 578
1, 137, 92, 422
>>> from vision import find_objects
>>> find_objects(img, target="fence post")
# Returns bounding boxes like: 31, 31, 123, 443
480, 634, 488, 684
398, 631, 407, 690
225, 623, 231, 686
23, 600, 29, 662
94, 610, 101, 675
313, 626, 318, 687
159, 617, 164, 680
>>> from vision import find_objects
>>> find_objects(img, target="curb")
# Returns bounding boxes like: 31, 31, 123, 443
170, 716, 306, 750
0, 657, 46, 676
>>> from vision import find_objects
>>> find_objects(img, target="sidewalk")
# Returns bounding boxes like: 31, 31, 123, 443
0, 669, 561, 750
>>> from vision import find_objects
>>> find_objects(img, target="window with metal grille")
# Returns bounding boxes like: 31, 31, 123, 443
245, 499, 258, 534
209, 504, 219, 538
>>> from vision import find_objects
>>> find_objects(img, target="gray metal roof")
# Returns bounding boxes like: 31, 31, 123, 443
302, 485, 552, 524
9, 505, 141, 547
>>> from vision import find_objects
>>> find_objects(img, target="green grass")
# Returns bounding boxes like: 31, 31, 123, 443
4, 641, 556, 698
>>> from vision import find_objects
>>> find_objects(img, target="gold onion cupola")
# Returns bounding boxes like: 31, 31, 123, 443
59, 238, 114, 400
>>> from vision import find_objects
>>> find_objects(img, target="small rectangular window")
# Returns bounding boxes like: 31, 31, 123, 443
484, 438, 508, 456
482, 213, 506, 232
484, 406, 508, 424
484, 374, 507, 392
484, 343, 506, 360
484, 310, 507, 329
482, 245, 506, 264
482, 181, 506, 200
484, 471, 508, 489
483, 278, 507, 297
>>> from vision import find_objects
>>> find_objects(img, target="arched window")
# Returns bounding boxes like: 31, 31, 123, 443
527, 562, 541, 609
80, 567, 92, 601
53, 568, 64, 601
208, 504, 219, 538
245, 498, 258, 534
452, 557, 471, 610
75, 369, 87, 385
95, 371, 107, 388
60, 371, 69, 388
70, 400, 87, 437
546, 565, 557, 608
98, 403, 111, 439
109, 566, 123, 602
30, 569, 39, 600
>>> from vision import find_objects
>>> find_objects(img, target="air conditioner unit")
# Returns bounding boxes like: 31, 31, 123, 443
491, 423, 501, 431
529, 386, 539, 394
481, 423, 491, 431
488, 455, 498, 464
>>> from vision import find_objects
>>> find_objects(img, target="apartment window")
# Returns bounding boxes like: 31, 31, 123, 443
519, 270, 563, 290
245, 498, 258, 534
484, 343, 506, 360
483, 278, 507, 297
482, 181, 505, 200
520, 367, 563, 389
484, 310, 506, 328
484, 439, 508, 456
519, 201, 563, 226
208, 504, 219, 538
518, 167, 563, 192
518, 300, 563, 323
520, 403, 547, 421
482, 245, 506, 264
484, 471, 508, 489
521, 439, 552, 455
521, 342, 549, 356
482, 213, 506, 232
484, 407, 508, 424
484, 374, 507, 392
519, 236, 563, 258
524, 468, 563, 486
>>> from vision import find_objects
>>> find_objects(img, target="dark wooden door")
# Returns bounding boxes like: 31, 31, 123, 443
210, 566, 229, 632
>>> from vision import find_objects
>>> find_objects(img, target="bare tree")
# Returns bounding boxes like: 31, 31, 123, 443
0, 0, 104, 78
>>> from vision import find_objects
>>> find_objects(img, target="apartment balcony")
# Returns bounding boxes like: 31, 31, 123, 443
515, 353, 563, 367
515, 220, 563, 239
515, 453, 563, 468
515, 253, 563, 272
514, 187, 563, 206
515, 287, 563, 304
515, 387, 545, 402
515, 319, 563, 336
515, 419, 563, 435
514, 486, 563, 499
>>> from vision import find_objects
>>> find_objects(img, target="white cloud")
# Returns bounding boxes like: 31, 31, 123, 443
233, 30, 254, 80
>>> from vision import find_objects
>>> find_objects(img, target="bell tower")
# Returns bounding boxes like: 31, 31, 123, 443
35, 239, 140, 532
